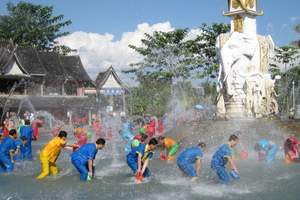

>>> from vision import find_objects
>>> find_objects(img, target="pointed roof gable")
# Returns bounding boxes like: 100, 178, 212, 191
0, 40, 18, 75
0, 41, 94, 88
15, 47, 47, 76
95, 66, 125, 89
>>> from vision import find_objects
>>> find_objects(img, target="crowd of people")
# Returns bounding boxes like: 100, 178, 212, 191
0, 114, 300, 185
119, 117, 300, 184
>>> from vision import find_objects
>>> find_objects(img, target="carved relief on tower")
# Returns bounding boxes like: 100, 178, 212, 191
218, 33, 231, 48
233, 15, 244, 33
231, 0, 255, 11
257, 36, 271, 74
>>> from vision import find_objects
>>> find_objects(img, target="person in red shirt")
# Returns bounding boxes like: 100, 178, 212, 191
158, 119, 164, 136
1, 121, 9, 137
32, 118, 43, 140
147, 118, 156, 138
92, 119, 101, 139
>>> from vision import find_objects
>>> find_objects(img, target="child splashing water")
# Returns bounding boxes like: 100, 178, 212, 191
71, 138, 105, 181
177, 142, 206, 181
0, 129, 18, 173
158, 136, 180, 162
211, 134, 240, 184
36, 131, 78, 180
254, 139, 278, 162
126, 138, 158, 183
19, 120, 33, 160
284, 136, 300, 164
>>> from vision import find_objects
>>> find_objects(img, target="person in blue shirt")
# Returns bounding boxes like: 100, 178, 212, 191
121, 121, 135, 154
127, 138, 158, 183
0, 129, 18, 173
177, 142, 206, 181
71, 138, 105, 181
14, 136, 27, 161
19, 120, 33, 160
211, 134, 239, 184
254, 139, 278, 162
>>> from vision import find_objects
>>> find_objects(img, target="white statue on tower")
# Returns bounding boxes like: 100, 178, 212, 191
216, 0, 278, 118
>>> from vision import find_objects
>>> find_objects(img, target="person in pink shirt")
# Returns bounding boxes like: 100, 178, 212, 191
147, 117, 156, 138
92, 119, 101, 139
158, 118, 164, 136
32, 118, 43, 140
73, 127, 88, 151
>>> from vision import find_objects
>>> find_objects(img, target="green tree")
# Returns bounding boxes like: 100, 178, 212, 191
0, 2, 73, 54
127, 78, 171, 116
271, 46, 299, 114
292, 24, 300, 48
127, 23, 230, 81
126, 23, 230, 116
194, 23, 230, 79
128, 29, 201, 80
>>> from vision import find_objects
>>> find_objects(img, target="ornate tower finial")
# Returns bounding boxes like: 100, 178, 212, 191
223, 0, 263, 34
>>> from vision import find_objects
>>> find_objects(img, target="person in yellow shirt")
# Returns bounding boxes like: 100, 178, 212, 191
158, 136, 180, 161
36, 131, 76, 180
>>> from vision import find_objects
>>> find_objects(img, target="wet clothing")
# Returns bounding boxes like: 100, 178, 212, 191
158, 119, 164, 136
36, 137, 66, 179
177, 147, 203, 177
0, 136, 17, 173
163, 137, 180, 157
147, 119, 155, 137
14, 138, 26, 161
19, 125, 33, 159
126, 144, 153, 177
32, 119, 42, 140
121, 122, 135, 154
284, 136, 299, 164
2, 127, 9, 137
257, 139, 278, 162
71, 143, 98, 181
211, 144, 232, 184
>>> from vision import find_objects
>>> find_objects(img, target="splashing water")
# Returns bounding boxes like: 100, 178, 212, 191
1, 111, 300, 200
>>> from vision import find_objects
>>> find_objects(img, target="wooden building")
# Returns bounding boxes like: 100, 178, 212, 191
0, 41, 97, 124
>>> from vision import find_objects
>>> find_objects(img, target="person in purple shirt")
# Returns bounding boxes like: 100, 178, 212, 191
71, 138, 105, 181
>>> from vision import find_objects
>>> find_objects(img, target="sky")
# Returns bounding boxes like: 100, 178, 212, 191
1, 0, 299, 82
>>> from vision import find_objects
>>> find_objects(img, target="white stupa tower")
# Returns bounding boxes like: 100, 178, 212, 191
216, 0, 278, 118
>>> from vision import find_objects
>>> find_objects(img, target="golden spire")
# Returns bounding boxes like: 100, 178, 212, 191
224, 0, 263, 16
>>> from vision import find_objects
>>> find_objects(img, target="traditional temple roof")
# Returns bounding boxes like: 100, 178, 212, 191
37, 51, 66, 84
60, 55, 94, 86
0, 41, 93, 87
0, 40, 18, 75
95, 66, 125, 89
15, 47, 47, 76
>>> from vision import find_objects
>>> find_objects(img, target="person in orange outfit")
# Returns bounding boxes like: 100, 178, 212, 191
158, 136, 180, 161
36, 131, 77, 180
